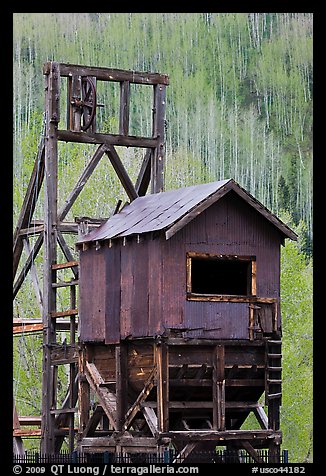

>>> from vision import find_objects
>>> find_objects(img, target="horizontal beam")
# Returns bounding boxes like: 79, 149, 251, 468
170, 379, 211, 387
45, 62, 169, 85
13, 319, 78, 334
57, 129, 157, 148
13, 323, 44, 334
165, 337, 266, 346
51, 309, 78, 318
79, 436, 159, 449
142, 401, 214, 409
52, 279, 79, 288
13, 429, 42, 437
226, 379, 265, 387
14, 428, 79, 438
51, 261, 79, 270
50, 344, 79, 365
187, 294, 277, 303
50, 408, 78, 415
18, 416, 42, 427
159, 429, 281, 442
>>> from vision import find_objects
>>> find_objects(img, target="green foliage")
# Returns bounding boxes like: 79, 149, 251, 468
280, 239, 313, 462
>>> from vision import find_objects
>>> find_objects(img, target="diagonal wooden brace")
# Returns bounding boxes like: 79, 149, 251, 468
123, 367, 157, 431
84, 361, 117, 430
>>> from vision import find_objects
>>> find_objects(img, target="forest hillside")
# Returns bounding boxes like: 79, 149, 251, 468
13, 13, 313, 462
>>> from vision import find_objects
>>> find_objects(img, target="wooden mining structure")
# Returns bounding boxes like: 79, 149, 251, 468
13, 62, 297, 463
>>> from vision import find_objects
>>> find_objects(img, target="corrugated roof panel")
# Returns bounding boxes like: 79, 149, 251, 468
78, 179, 231, 242
77, 178, 297, 243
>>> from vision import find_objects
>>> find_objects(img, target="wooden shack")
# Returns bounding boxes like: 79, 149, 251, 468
76, 177, 297, 462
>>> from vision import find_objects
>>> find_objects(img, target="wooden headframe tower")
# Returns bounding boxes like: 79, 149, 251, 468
14, 61, 288, 463
13, 62, 168, 454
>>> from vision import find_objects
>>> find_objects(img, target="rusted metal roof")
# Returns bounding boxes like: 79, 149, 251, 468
77, 178, 297, 243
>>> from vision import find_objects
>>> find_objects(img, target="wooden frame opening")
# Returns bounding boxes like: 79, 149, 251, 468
186, 253, 256, 301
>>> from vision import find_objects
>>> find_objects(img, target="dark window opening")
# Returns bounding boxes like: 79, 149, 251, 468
189, 256, 253, 296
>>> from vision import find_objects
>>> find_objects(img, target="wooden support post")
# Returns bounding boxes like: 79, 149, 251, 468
69, 285, 77, 452
79, 349, 90, 435
156, 340, 169, 432
115, 344, 128, 432
41, 61, 60, 455
212, 345, 225, 431
70, 75, 82, 132
151, 84, 166, 193
119, 81, 130, 136
269, 440, 281, 463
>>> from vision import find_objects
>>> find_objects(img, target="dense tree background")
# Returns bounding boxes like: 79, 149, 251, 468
13, 13, 313, 461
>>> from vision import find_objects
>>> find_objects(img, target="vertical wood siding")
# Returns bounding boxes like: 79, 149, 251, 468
80, 191, 283, 342
79, 246, 106, 342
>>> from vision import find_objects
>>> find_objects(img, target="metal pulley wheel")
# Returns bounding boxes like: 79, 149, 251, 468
70, 77, 97, 131
80, 77, 97, 131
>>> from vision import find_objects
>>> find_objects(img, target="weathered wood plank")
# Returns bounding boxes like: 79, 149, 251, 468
119, 81, 130, 135
13, 323, 44, 335
82, 405, 104, 437
14, 429, 42, 437
212, 345, 225, 431
156, 341, 169, 432
50, 344, 79, 365
47, 62, 169, 85
79, 350, 90, 434
58, 144, 107, 221
50, 408, 78, 415
159, 429, 279, 441
253, 406, 269, 430
52, 279, 79, 288
19, 224, 44, 236
79, 436, 159, 449
142, 407, 158, 437
241, 441, 264, 463
23, 238, 43, 313
56, 232, 79, 279
135, 148, 152, 196
51, 261, 79, 270
115, 344, 128, 431
84, 361, 117, 430
169, 379, 211, 387
18, 416, 42, 427
54, 372, 79, 453
105, 145, 138, 201
123, 367, 157, 431
13, 233, 44, 299
226, 379, 265, 387
57, 129, 157, 148
51, 309, 78, 318
151, 84, 166, 193
173, 442, 197, 463
187, 294, 277, 303
13, 138, 45, 279
142, 401, 214, 409
41, 60, 60, 454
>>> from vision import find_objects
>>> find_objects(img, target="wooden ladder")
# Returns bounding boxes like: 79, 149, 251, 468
265, 338, 282, 405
